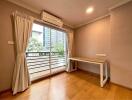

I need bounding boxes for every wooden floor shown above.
[0,70,132,100]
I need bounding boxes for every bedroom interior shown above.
[0,0,132,100]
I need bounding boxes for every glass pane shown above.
[51,29,66,74]
[26,23,50,81]
[26,23,67,81]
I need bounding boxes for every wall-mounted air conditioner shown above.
[41,11,63,27]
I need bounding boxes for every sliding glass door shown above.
[50,29,66,74]
[26,23,67,81]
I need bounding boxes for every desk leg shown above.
[100,62,108,87]
[100,63,104,87]
[75,61,78,69]
[67,59,71,72]
[105,62,108,81]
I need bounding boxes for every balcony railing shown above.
[26,52,66,80]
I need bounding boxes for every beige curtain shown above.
[12,12,33,95]
[66,30,74,72]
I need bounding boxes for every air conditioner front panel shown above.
[41,11,63,27]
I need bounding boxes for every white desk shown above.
[69,57,108,87]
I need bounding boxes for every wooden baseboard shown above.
[0,89,12,95]
[1,70,131,95]
[111,82,132,90]
[77,69,132,90]
[0,71,66,94]
[77,68,110,81]
[78,68,100,76]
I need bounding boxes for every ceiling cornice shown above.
[7,0,132,29]
[74,14,110,29]
[7,0,74,29]
[7,0,40,14]
[74,0,131,28]
[109,0,131,11]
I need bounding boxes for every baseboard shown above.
[77,68,111,81]
[77,68,100,77]
[110,82,132,91]
[0,89,12,95]
[78,68,132,90]
[0,71,66,94]
[78,68,99,76]
[2,70,131,95]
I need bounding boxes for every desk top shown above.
[69,57,106,64]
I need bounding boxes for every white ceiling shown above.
[8,0,131,28]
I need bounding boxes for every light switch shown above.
[8,41,14,45]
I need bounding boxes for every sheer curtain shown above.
[66,30,74,72]
[12,12,34,95]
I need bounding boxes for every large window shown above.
[26,23,67,81]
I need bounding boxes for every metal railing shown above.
[26,52,66,75]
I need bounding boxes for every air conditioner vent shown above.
[41,11,63,27]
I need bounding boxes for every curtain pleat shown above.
[66,30,74,72]
[12,12,33,95]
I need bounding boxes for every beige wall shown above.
[75,16,110,74]
[0,0,73,92]
[75,2,132,88]
[0,0,132,92]
[110,2,132,88]
[0,0,39,92]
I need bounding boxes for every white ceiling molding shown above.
[7,0,40,14]
[74,14,110,29]
[109,0,131,11]
[7,0,74,28]
[64,22,74,29]
[75,0,131,29]
[7,0,132,29]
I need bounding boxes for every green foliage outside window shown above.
[27,38,65,56]
[27,38,44,52]
[53,43,64,56]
